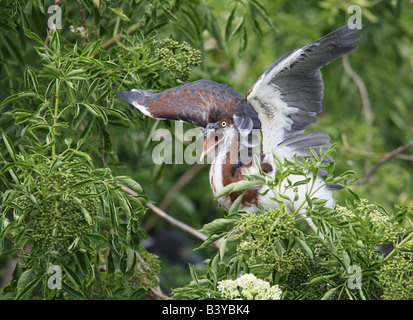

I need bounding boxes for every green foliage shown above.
[170,149,412,300]
[0,24,168,296]
[379,255,413,300]
[0,150,157,299]
[0,0,412,300]
[0,0,195,299]
[155,39,202,82]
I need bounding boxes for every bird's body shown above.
[116,25,362,216]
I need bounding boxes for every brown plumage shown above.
[116,25,362,215]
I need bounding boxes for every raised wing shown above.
[117,80,215,127]
[246,25,362,161]
[116,79,260,130]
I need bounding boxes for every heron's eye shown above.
[221,121,227,128]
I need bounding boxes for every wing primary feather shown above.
[245,25,362,162]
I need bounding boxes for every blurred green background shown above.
[1,0,412,293]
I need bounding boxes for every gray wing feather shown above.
[246,25,362,161]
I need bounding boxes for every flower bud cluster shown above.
[12,159,99,254]
[155,38,201,81]
[235,209,298,272]
[379,253,413,300]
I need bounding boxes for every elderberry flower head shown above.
[217,273,282,300]
[155,38,201,81]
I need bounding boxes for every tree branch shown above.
[356,140,413,184]
[145,202,209,244]
[342,55,373,126]
[118,183,218,248]
[76,0,90,44]
[143,164,207,232]
[94,22,141,58]
[342,55,373,174]
[342,134,413,162]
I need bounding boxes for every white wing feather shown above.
[246,25,362,162]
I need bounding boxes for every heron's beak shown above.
[200,127,225,159]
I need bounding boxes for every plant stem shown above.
[52,78,61,158]
[383,231,413,263]
[145,59,165,69]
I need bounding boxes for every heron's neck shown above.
[210,131,252,190]
[209,133,265,212]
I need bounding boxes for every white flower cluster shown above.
[69,25,88,38]
[217,274,282,300]
[336,204,355,218]
[337,199,390,227]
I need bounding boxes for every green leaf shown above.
[306,272,339,285]
[81,206,93,225]
[61,282,86,300]
[346,188,361,201]
[81,39,102,57]
[24,28,44,44]
[343,250,351,270]
[108,196,119,234]
[229,192,244,214]
[72,196,94,225]
[16,269,35,294]
[195,233,223,251]
[161,6,178,22]
[239,26,248,53]
[107,250,115,274]
[24,68,39,93]
[188,263,199,284]
[225,5,237,41]
[249,0,276,30]
[1,132,16,161]
[49,29,62,53]
[84,233,108,245]
[293,178,311,187]
[74,251,90,276]
[43,65,63,78]
[0,92,38,106]
[214,180,261,199]
[77,118,95,148]
[118,194,133,220]
[70,179,96,190]
[105,108,129,121]
[81,103,108,124]
[85,78,101,100]
[219,236,229,262]
[115,176,143,194]
[295,236,314,259]
[15,271,44,300]
[110,8,130,21]
[321,287,338,300]
[65,68,87,80]
[305,193,312,207]
[199,218,235,235]
[49,156,64,172]
[0,220,18,239]
[126,248,137,274]
[61,263,83,290]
